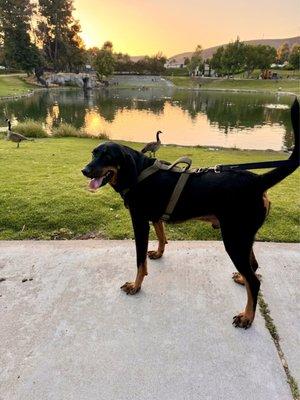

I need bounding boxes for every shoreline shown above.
[0,132,288,154]
[172,86,298,96]
[0,75,299,100]
[0,86,297,101]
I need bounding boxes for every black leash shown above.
[213,159,291,173]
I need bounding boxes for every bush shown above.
[96,131,110,140]
[164,67,189,76]
[52,123,85,137]
[14,119,48,138]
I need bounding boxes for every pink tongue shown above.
[89,177,104,190]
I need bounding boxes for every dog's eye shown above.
[104,154,112,162]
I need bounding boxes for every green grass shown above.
[0,75,35,97]
[14,120,48,138]
[0,137,299,241]
[248,69,300,79]
[166,76,300,94]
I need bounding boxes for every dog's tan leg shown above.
[233,277,256,328]
[121,261,148,295]
[148,221,168,259]
[121,212,149,294]
[232,249,261,285]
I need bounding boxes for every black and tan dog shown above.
[82,99,299,329]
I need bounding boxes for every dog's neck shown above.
[113,149,156,197]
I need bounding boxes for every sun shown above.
[80,32,96,49]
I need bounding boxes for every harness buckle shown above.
[213,165,221,174]
[161,213,170,222]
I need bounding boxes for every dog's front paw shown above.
[120,282,141,295]
[232,312,254,329]
[148,250,163,259]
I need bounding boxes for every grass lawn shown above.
[0,75,35,97]
[166,76,300,94]
[0,137,299,242]
[247,69,300,79]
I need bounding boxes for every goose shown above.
[6,119,33,148]
[141,130,163,157]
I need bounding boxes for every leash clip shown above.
[214,165,221,173]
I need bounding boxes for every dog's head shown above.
[82,142,140,193]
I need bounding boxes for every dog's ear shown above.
[115,147,138,192]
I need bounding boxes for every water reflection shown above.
[0,88,294,150]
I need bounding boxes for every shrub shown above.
[164,67,189,76]
[52,123,85,137]
[14,119,48,138]
[96,131,110,140]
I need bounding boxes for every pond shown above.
[0,88,295,150]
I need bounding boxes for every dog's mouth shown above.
[89,171,114,190]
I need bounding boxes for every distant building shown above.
[203,63,215,77]
[164,58,184,69]
[270,61,289,68]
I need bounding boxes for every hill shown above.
[168,36,300,63]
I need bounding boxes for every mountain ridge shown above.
[129,36,300,62]
[168,36,300,63]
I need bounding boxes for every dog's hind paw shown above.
[232,312,254,329]
[232,272,245,285]
[232,272,262,285]
[148,250,163,260]
[120,282,141,295]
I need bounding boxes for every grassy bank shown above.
[0,75,35,98]
[0,137,299,241]
[166,76,300,94]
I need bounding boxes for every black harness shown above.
[122,156,292,221]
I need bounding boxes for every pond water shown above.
[0,88,295,150]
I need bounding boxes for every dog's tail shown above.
[259,98,299,191]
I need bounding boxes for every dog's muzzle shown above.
[81,166,92,178]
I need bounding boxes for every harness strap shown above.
[137,160,161,183]
[161,172,190,222]
[121,157,192,220]
[214,159,291,172]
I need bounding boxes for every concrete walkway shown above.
[0,241,299,400]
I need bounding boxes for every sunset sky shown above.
[73,0,299,57]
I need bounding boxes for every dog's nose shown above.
[81,167,90,177]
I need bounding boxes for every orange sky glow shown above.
[73,0,299,57]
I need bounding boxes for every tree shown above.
[37,0,85,71]
[186,45,203,74]
[277,42,290,63]
[126,53,166,74]
[210,46,225,75]
[0,0,42,72]
[93,41,115,79]
[289,44,300,70]
[244,45,259,77]
[254,45,276,73]
[114,52,133,72]
[221,38,246,76]
[183,57,190,66]
[147,52,166,74]
[244,44,276,77]
[210,39,246,76]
